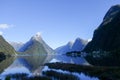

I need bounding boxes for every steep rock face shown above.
[84,5,120,52]
[19,33,54,54]
[84,5,120,66]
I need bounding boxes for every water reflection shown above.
[5,54,54,75]
[0,57,15,74]
[0,54,88,76]
[54,55,89,65]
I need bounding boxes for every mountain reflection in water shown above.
[0,54,88,76]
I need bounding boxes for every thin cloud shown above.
[0,24,14,29]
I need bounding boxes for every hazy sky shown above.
[0,0,120,49]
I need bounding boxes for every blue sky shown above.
[0,0,120,49]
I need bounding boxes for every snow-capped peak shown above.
[36,32,41,37]
[31,32,42,41]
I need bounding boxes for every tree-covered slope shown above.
[83,5,120,66]
[0,35,16,62]
[19,40,48,54]
[84,5,120,52]
[0,35,16,55]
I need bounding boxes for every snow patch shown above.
[32,32,42,41]
[36,32,41,36]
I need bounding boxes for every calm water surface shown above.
[0,54,89,77]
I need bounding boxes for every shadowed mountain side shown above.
[0,36,17,62]
[83,5,120,66]
[0,36,16,55]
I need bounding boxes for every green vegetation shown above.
[83,5,120,66]
[5,73,51,80]
[0,52,6,62]
[84,10,120,52]
[43,70,79,80]
[0,36,16,55]
[85,49,120,66]
[20,40,48,55]
[0,35,16,62]
[45,62,120,80]
[0,57,15,74]
[5,76,11,80]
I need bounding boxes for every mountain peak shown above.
[19,32,54,54]
[75,38,84,43]
[67,41,74,48]
[31,32,42,41]
[67,41,73,45]
[111,4,120,8]
[35,32,41,37]
[102,4,120,25]
[75,37,81,40]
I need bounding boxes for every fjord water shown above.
[0,54,53,76]
[0,54,88,76]
[0,57,15,74]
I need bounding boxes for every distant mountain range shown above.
[84,5,120,66]
[55,38,88,54]
[18,33,54,55]
[9,42,24,51]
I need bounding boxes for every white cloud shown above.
[0,24,14,29]
[0,31,3,35]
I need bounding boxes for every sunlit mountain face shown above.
[19,33,54,55]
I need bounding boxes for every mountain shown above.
[9,42,24,51]
[55,41,73,54]
[83,5,120,66]
[19,32,54,55]
[0,35,16,61]
[71,38,88,51]
[55,38,88,54]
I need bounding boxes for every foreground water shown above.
[0,54,99,80]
